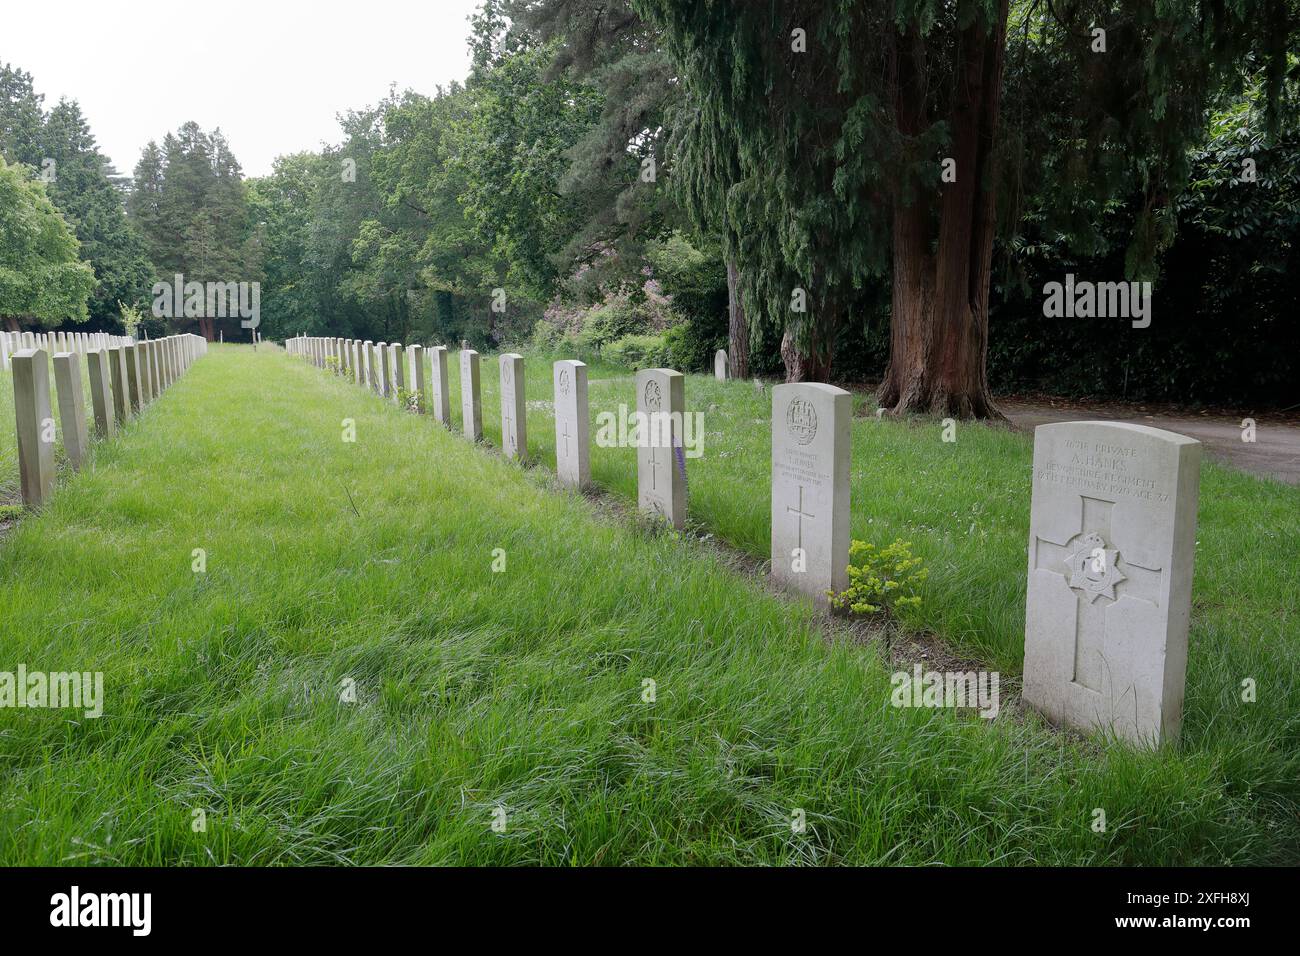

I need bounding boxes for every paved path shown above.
[1001,400,1300,485]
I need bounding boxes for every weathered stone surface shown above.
[553,360,589,488]
[388,343,404,404]
[53,352,89,469]
[430,346,451,425]
[634,368,686,529]
[108,346,130,423]
[1023,420,1202,747]
[12,349,56,507]
[499,353,526,460]
[87,348,116,438]
[407,345,426,412]
[715,349,728,381]
[770,383,852,605]
[138,342,154,403]
[124,344,143,410]
[460,349,482,440]
[377,340,390,395]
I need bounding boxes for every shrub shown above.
[604,333,668,370]
[529,319,560,351]
[828,539,928,618]
[582,300,652,351]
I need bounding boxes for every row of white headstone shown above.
[289,335,1202,748]
[1,329,132,371]
[288,336,591,487]
[9,334,208,508]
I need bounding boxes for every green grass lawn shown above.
[0,345,1295,865]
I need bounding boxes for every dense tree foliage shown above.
[631,0,1299,416]
[9,3,1292,405]
[0,60,154,331]
[128,122,260,339]
[0,154,96,329]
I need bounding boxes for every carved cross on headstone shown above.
[560,419,573,458]
[502,394,516,454]
[1033,494,1163,692]
[786,485,815,554]
[647,441,660,490]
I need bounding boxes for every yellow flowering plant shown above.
[828,538,928,618]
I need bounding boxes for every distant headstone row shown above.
[289,336,582,478]
[1,330,131,371]
[9,334,208,509]
[288,335,1202,748]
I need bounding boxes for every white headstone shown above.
[1023,421,1202,746]
[714,349,728,381]
[407,344,426,412]
[53,352,89,470]
[553,360,589,489]
[375,342,389,395]
[634,368,686,529]
[499,353,526,460]
[109,345,130,421]
[12,349,56,507]
[124,343,143,410]
[430,346,451,425]
[770,383,851,604]
[87,348,115,438]
[388,343,404,404]
[460,349,482,440]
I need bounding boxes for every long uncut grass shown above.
[0,345,1294,865]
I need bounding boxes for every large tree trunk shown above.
[725,256,749,379]
[198,317,214,341]
[780,328,833,382]
[877,2,1008,420]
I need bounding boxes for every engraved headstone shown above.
[407,344,426,412]
[108,346,130,422]
[1023,421,1201,746]
[87,348,115,438]
[12,349,56,507]
[714,349,728,381]
[770,383,851,604]
[388,343,404,404]
[125,343,143,410]
[634,368,686,529]
[53,352,89,469]
[499,353,526,460]
[553,360,589,488]
[430,346,451,425]
[460,349,482,440]
[375,342,388,395]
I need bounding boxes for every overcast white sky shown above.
[4,0,483,178]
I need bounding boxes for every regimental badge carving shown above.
[1064,531,1126,603]
[558,369,570,396]
[643,380,662,412]
[786,398,818,446]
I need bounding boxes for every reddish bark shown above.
[726,257,749,380]
[876,1,1008,420]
